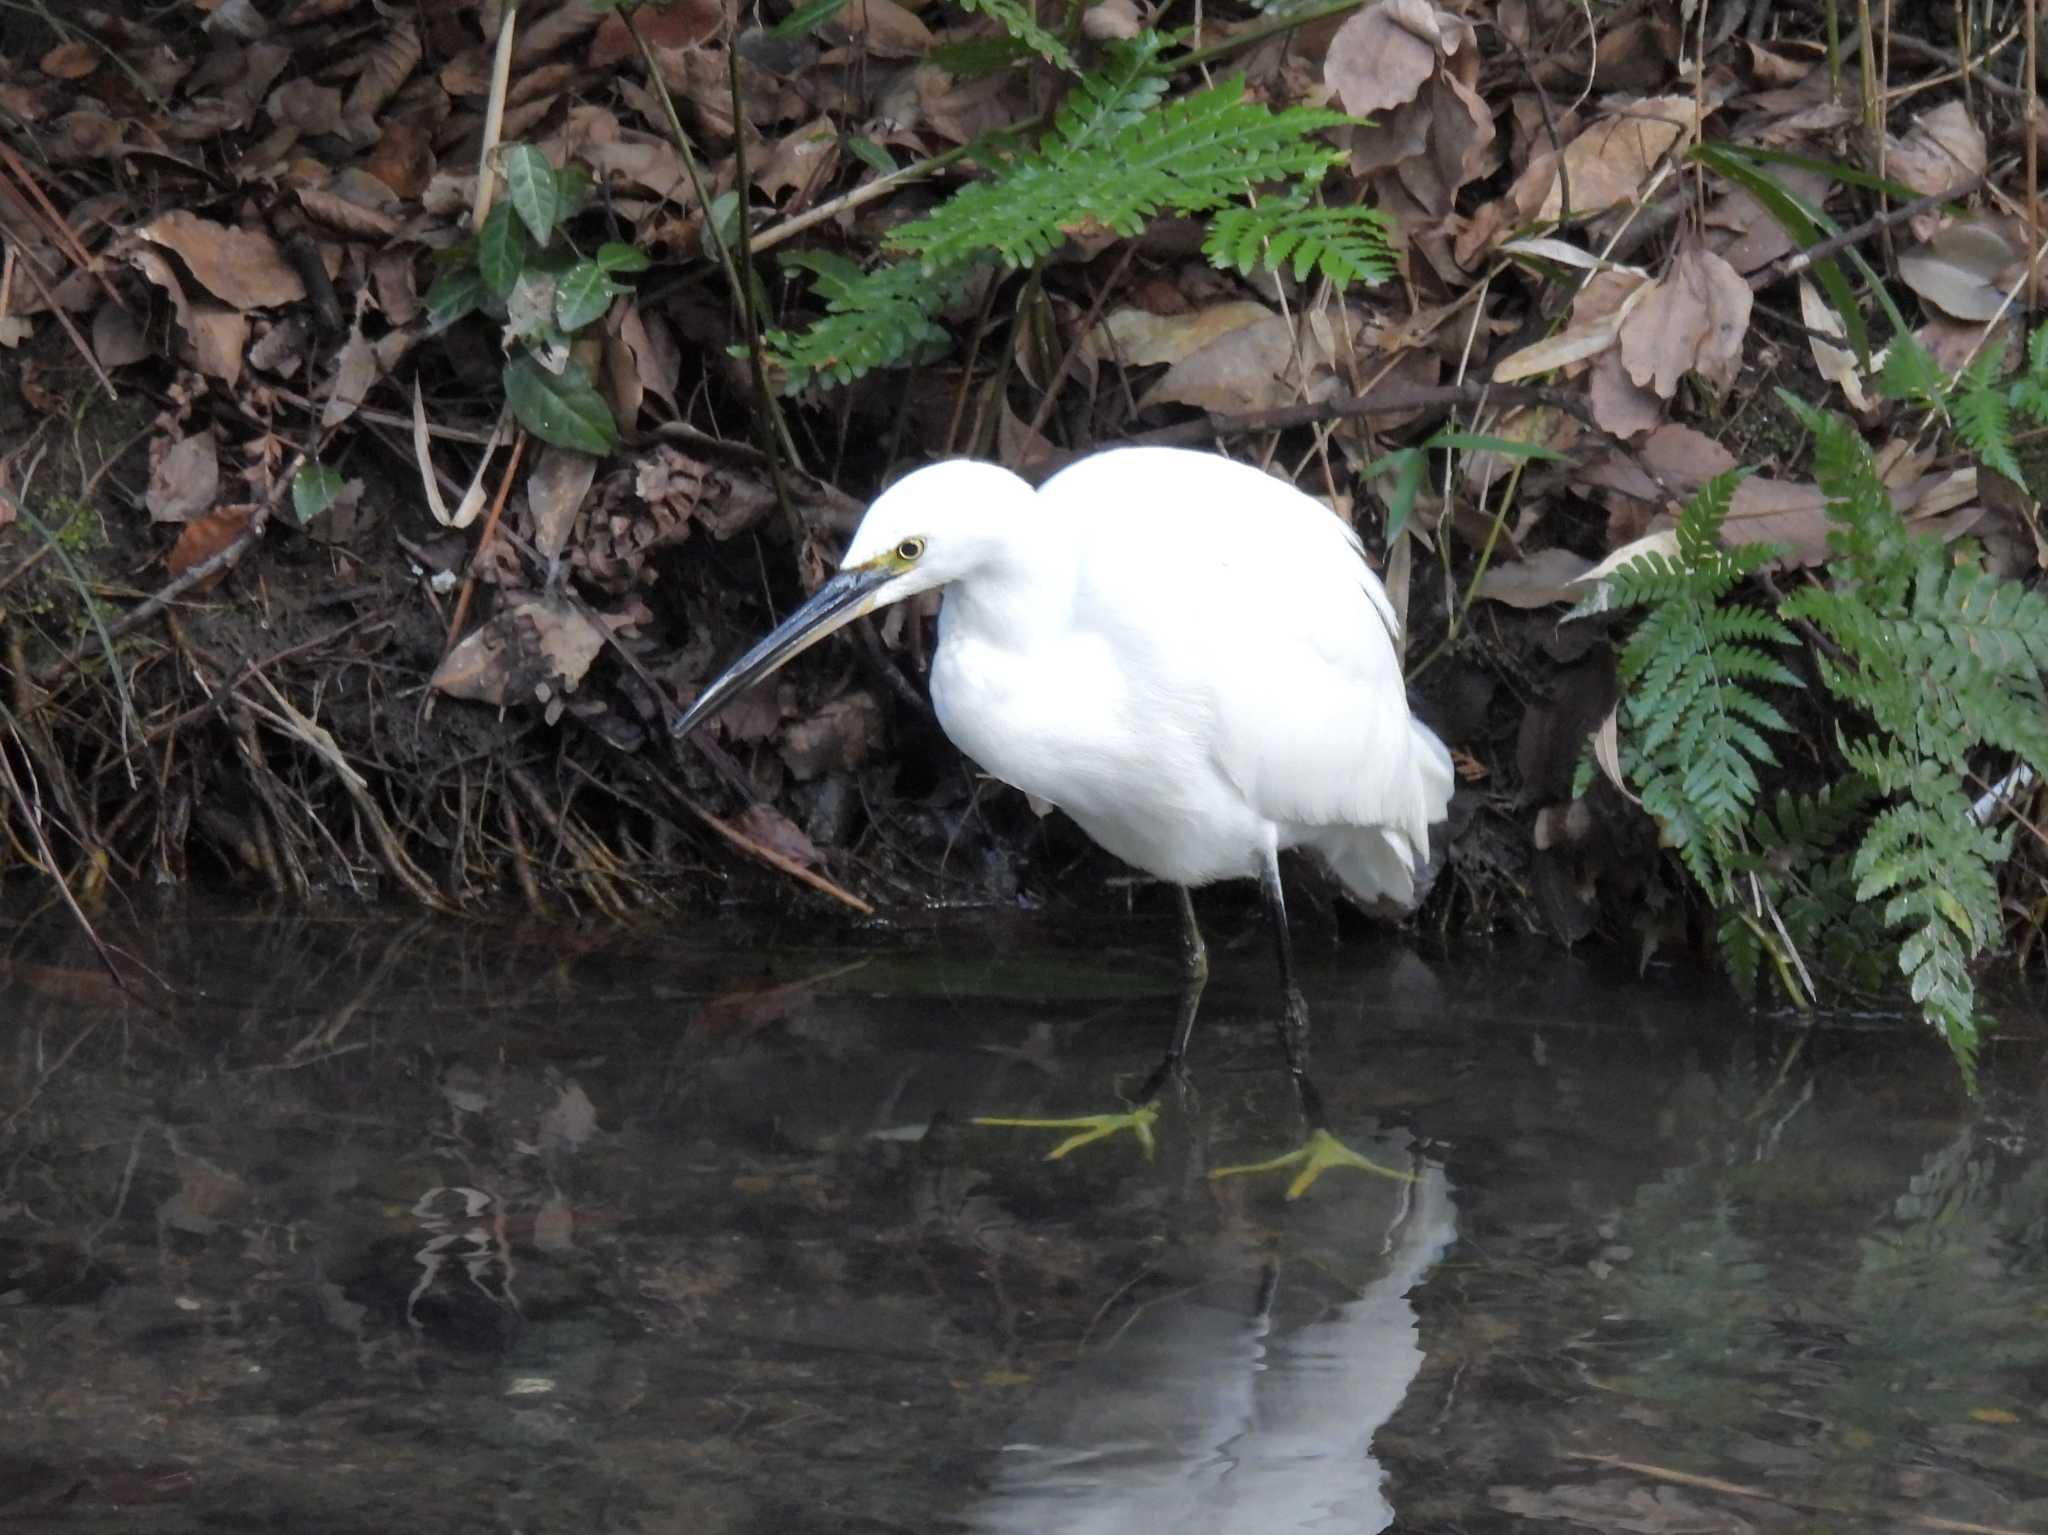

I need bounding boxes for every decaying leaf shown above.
[528,445,599,563]
[138,210,305,311]
[1335,0,1494,218]
[1888,99,1986,201]
[129,245,247,383]
[1799,276,1869,409]
[147,432,219,523]
[431,594,607,708]
[1617,243,1751,397]
[166,502,255,584]
[1088,301,1273,370]
[1518,95,1696,223]
[1898,219,2013,322]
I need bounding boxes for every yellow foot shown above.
[973,1102,1161,1161]
[1209,1128,1417,1200]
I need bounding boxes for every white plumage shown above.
[838,447,1453,905]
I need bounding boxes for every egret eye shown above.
[896,537,926,562]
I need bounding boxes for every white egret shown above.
[672,446,1454,1194]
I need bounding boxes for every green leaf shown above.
[1203,197,1395,288]
[556,259,622,331]
[291,462,345,525]
[501,143,561,245]
[424,266,483,331]
[503,355,618,454]
[771,0,848,38]
[595,242,650,274]
[477,202,529,299]
[848,136,896,175]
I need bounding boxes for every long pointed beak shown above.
[671,563,899,738]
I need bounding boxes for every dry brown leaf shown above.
[528,446,599,563]
[1743,41,1813,85]
[1898,220,2012,322]
[91,299,149,369]
[755,117,839,204]
[40,41,100,79]
[321,325,379,429]
[147,433,220,523]
[1140,312,1332,414]
[1522,95,1695,223]
[267,77,345,136]
[735,804,822,867]
[590,0,725,62]
[579,136,691,199]
[1325,0,1444,117]
[618,304,681,405]
[1082,0,1142,40]
[431,595,605,708]
[138,210,305,311]
[166,502,254,584]
[130,245,248,383]
[1089,301,1272,369]
[1492,275,1646,381]
[296,184,402,238]
[1617,243,1750,397]
[1587,350,1662,437]
[1473,546,1596,607]
[1799,276,1869,410]
[365,119,434,198]
[824,0,932,54]
[342,19,422,143]
[515,0,604,65]
[779,693,882,780]
[1887,99,1985,200]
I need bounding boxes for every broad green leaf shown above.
[847,137,896,175]
[707,190,743,255]
[501,144,561,245]
[424,266,483,331]
[477,202,529,299]
[555,260,622,331]
[291,462,345,525]
[503,355,618,454]
[595,242,650,274]
[771,0,848,38]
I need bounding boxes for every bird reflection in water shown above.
[965,1135,1456,1534]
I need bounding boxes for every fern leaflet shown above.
[1203,195,1395,286]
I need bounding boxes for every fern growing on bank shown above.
[1580,471,1799,901]
[761,31,1395,389]
[1597,387,2048,1081]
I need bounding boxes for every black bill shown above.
[670,562,898,738]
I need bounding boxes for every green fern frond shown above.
[957,0,1077,70]
[1603,470,1799,902]
[1876,331,1947,415]
[761,251,969,389]
[1202,195,1396,286]
[1954,345,2024,486]
[890,80,1349,271]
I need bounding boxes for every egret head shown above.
[670,460,1031,739]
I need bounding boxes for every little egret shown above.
[671,446,1454,1194]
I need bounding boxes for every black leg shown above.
[1135,885,1208,1102]
[1258,847,1328,1133]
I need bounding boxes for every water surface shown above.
[2,905,2044,1533]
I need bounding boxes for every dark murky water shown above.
[3,904,2045,1533]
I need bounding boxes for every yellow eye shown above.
[896,537,926,562]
